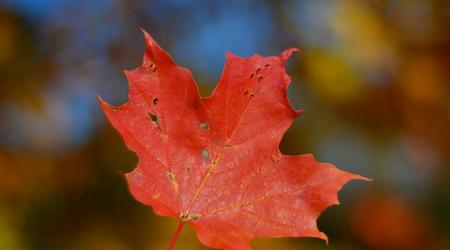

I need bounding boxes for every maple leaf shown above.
[99,30,368,250]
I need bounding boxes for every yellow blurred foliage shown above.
[304,50,365,103]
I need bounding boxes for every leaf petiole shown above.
[167,221,185,250]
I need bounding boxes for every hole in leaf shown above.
[152,97,159,105]
[201,149,209,159]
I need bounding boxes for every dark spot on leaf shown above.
[167,171,179,192]
[199,122,209,130]
[258,76,263,82]
[168,172,174,181]
[256,68,261,74]
[250,73,254,79]
[265,64,270,68]
[243,89,249,95]
[250,94,255,99]
[153,97,159,105]
[271,153,281,163]
[148,112,159,126]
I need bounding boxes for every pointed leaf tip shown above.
[320,232,329,245]
[225,50,238,60]
[118,169,126,178]
[97,95,116,113]
[97,95,106,106]
[294,109,304,117]
[140,28,154,47]
[280,48,300,62]
[139,29,174,65]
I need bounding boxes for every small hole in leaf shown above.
[153,97,159,105]
[201,149,209,159]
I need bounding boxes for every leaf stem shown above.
[167,221,185,250]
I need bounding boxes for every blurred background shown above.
[0,0,449,249]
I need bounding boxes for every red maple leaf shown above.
[99,30,368,250]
